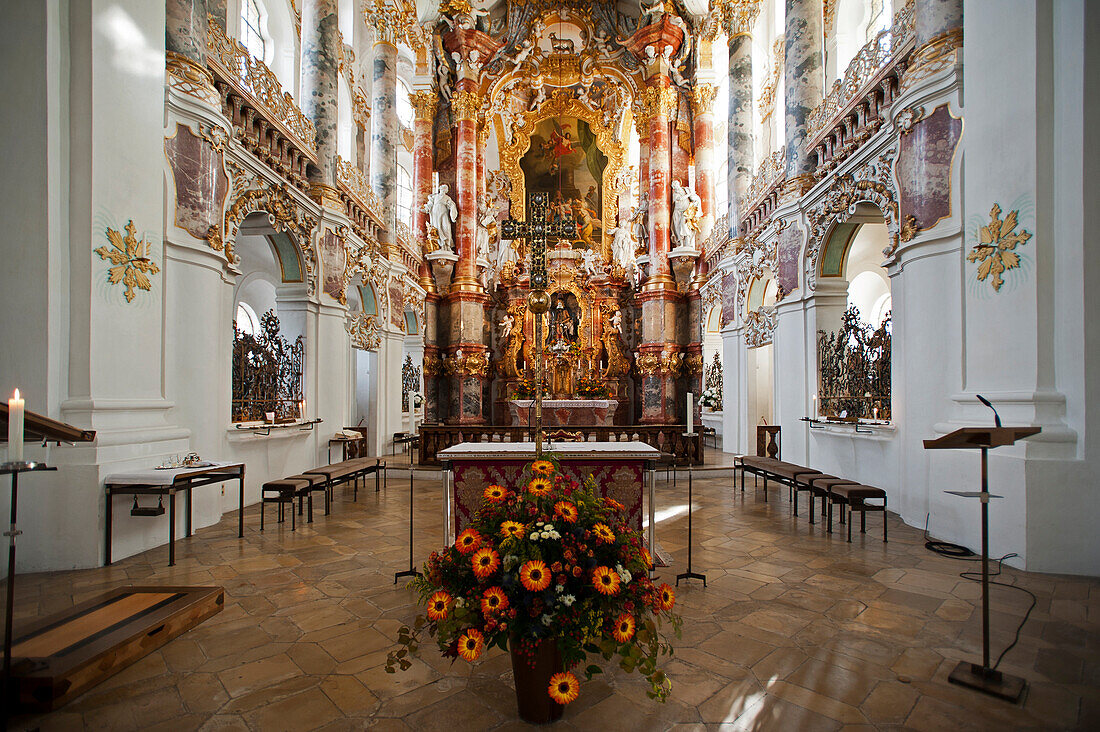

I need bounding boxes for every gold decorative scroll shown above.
[497,91,626,256]
[967,204,1032,292]
[96,220,160,303]
[757,37,784,119]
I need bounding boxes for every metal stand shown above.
[945,446,1026,702]
[3,461,55,726]
[675,467,706,588]
[394,468,421,584]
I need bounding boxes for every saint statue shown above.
[609,219,635,270]
[424,184,458,252]
[671,181,702,249]
[631,191,649,253]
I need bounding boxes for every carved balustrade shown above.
[737,148,786,239]
[206,19,318,190]
[418,425,703,466]
[335,156,385,241]
[806,1,915,176]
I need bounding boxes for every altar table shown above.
[436,442,660,552]
[508,399,619,427]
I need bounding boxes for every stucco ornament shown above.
[967,204,1033,292]
[96,221,160,303]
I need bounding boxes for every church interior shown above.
[1,0,1098,728]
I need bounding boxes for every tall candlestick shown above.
[687,392,694,434]
[8,388,24,463]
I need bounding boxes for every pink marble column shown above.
[411,90,436,291]
[693,84,718,251]
[646,84,675,290]
[451,86,480,292]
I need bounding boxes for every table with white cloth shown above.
[436,442,660,553]
[104,462,245,566]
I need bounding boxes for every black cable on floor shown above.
[922,516,1038,671]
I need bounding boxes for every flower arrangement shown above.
[575,373,611,399]
[699,386,722,410]
[386,457,681,709]
[513,374,547,399]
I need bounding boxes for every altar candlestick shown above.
[687,392,694,434]
[812,393,817,418]
[8,388,24,463]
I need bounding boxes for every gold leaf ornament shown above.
[95,220,160,302]
[966,204,1032,292]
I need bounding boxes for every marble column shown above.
[300,0,341,186]
[451,86,481,292]
[476,117,488,203]
[207,0,227,31]
[166,0,209,64]
[692,83,718,249]
[370,37,398,239]
[354,19,373,175]
[411,90,437,291]
[727,32,754,236]
[783,0,824,184]
[914,0,964,52]
[645,84,676,289]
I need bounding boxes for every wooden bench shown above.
[828,483,888,542]
[740,457,821,504]
[260,477,312,531]
[793,473,858,524]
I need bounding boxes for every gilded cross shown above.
[500,192,576,456]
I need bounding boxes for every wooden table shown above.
[104,462,245,566]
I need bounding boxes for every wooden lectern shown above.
[923,425,1040,703]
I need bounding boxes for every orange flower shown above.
[520,560,552,592]
[612,613,636,643]
[531,459,555,476]
[481,586,509,615]
[592,523,616,544]
[640,547,653,569]
[658,583,676,611]
[605,497,626,512]
[500,520,526,539]
[426,591,452,621]
[547,671,579,704]
[458,628,484,661]
[484,484,508,502]
[456,528,482,554]
[554,501,578,523]
[471,547,501,579]
[527,476,553,497]
[592,566,621,596]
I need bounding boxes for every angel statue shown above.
[424,184,458,252]
[630,191,649,253]
[499,312,515,341]
[671,181,702,249]
[580,247,603,279]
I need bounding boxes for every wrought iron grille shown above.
[232,310,304,423]
[401,354,421,411]
[817,306,891,420]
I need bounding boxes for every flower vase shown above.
[510,638,564,724]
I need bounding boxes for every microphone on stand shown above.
[975,394,1001,428]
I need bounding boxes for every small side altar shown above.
[437,441,659,550]
[508,399,618,427]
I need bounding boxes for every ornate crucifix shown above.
[500,191,576,457]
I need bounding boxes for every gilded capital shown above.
[714,0,762,39]
[691,84,718,116]
[643,86,678,121]
[452,89,482,123]
[411,90,438,121]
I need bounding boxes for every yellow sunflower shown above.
[455,528,482,554]
[554,501,578,523]
[426,590,452,621]
[592,523,616,544]
[527,476,553,497]
[500,520,526,539]
[612,613,636,643]
[531,459,555,476]
[592,566,621,596]
[484,484,508,503]
[471,547,501,580]
[658,583,676,611]
[520,559,552,592]
[481,586,509,615]
[457,628,484,662]
[547,671,580,704]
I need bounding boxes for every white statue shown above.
[500,313,514,341]
[610,309,622,334]
[475,198,494,262]
[424,184,458,252]
[580,248,603,279]
[529,81,548,111]
[631,191,649,252]
[496,236,519,272]
[671,181,702,249]
[609,223,635,269]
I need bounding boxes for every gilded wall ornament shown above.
[96,221,160,303]
[165,50,220,105]
[757,37,784,119]
[967,204,1032,292]
[744,307,776,348]
[444,350,491,378]
[347,312,381,350]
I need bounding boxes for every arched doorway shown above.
[745,272,778,438]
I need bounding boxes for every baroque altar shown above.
[508,399,619,427]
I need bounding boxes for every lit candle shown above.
[812,393,817,418]
[873,407,879,420]
[687,392,694,434]
[8,388,25,463]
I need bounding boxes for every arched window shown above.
[241,0,267,61]
[397,166,413,227]
[236,301,260,336]
[396,79,413,129]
